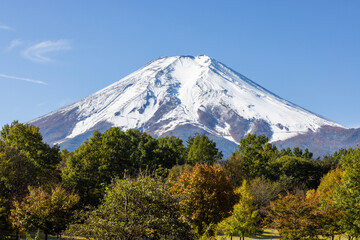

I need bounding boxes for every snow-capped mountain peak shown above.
[30,55,343,155]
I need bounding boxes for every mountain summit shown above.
[30,55,351,156]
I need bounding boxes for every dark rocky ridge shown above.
[274,126,360,157]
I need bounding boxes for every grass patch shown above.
[14,231,86,240]
[217,230,347,240]
[12,229,343,240]
[217,229,280,240]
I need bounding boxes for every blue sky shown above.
[1,0,359,128]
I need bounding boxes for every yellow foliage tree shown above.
[217,180,262,240]
[170,164,238,237]
[317,168,343,205]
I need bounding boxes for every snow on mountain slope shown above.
[29,55,343,152]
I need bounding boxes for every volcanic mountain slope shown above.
[30,55,353,157]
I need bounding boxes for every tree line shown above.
[0,120,359,239]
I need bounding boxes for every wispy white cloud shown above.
[21,39,71,63]
[37,102,47,107]
[0,24,14,31]
[0,73,48,85]
[7,39,23,51]
[58,98,74,108]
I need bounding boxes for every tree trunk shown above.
[45,232,48,240]
[124,190,128,224]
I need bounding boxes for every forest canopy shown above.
[0,121,358,239]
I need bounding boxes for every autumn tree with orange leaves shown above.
[10,186,79,240]
[266,190,343,240]
[170,164,238,238]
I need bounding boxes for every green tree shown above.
[225,134,277,183]
[224,154,245,187]
[57,149,72,172]
[0,121,61,185]
[186,134,222,165]
[154,136,186,168]
[68,176,193,240]
[217,180,262,240]
[302,148,313,159]
[62,130,105,206]
[334,147,360,238]
[293,147,303,158]
[170,164,238,237]
[62,128,174,206]
[279,147,313,159]
[0,141,36,201]
[10,185,79,240]
[321,148,351,170]
[0,197,8,231]
[279,147,293,157]
[0,141,36,230]
[269,156,322,190]
[124,129,159,173]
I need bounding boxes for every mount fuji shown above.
[29,55,359,157]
